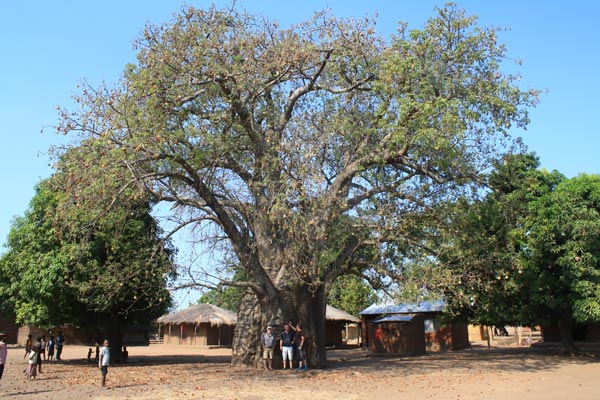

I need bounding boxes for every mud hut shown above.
[360,300,469,353]
[325,305,361,347]
[157,304,237,346]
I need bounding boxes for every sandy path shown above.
[1,343,599,399]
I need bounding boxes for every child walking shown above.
[99,340,110,387]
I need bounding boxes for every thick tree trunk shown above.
[105,321,124,364]
[558,313,580,356]
[231,285,328,368]
[231,291,263,367]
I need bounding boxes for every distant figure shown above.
[121,346,128,362]
[47,336,55,361]
[40,335,47,361]
[25,344,38,380]
[0,332,8,382]
[55,331,65,360]
[494,326,509,337]
[24,334,33,359]
[95,345,100,364]
[99,340,110,387]
[34,337,44,373]
[87,348,93,363]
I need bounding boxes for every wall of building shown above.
[0,317,19,344]
[368,316,426,355]
[162,323,234,346]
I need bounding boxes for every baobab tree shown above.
[53,4,537,367]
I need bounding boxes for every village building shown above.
[540,322,600,343]
[156,303,360,348]
[0,317,18,344]
[359,300,470,355]
[325,305,361,347]
[157,303,237,346]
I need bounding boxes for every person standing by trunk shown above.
[280,324,294,370]
[99,340,110,387]
[294,324,308,371]
[261,326,275,370]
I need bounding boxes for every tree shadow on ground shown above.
[325,345,600,375]
[223,344,600,384]
[58,354,232,367]
[54,344,600,382]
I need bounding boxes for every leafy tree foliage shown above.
[0,178,176,355]
[51,4,537,367]
[426,154,563,323]
[517,174,600,353]
[197,270,248,313]
[422,154,600,353]
[328,275,377,317]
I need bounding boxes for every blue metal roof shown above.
[359,300,446,315]
[373,315,415,323]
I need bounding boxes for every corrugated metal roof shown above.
[359,300,446,315]
[373,315,415,323]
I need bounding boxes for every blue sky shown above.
[1,1,599,306]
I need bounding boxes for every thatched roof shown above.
[157,303,237,326]
[326,305,360,323]
[158,303,358,326]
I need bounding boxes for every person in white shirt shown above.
[99,340,110,387]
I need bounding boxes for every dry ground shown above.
[1,342,599,399]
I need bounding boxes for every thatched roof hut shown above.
[324,305,361,347]
[326,305,360,323]
[157,303,237,326]
[157,304,237,346]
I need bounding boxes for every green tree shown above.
[52,4,537,367]
[421,154,600,355]
[517,174,600,354]
[427,154,563,324]
[328,275,377,317]
[0,178,176,359]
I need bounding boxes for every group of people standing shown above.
[23,332,65,380]
[261,322,308,371]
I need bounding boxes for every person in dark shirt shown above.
[55,332,65,360]
[293,323,308,371]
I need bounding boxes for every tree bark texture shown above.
[232,286,328,368]
[558,313,579,356]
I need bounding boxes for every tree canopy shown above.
[51,3,537,367]
[0,178,176,340]
[422,154,564,324]
[516,174,600,352]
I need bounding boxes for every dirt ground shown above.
[1,342,599,399]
